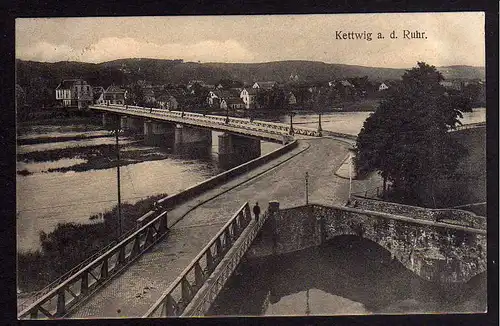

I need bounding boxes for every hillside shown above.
[16,59,485,89]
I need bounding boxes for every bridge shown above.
[17,107,486,319]
[90,104,335,168]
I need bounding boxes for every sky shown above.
[15,13,485,69]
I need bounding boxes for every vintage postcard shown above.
[15,13,487,319]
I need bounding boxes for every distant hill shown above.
[16,59,485,89]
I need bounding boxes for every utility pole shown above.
[305,172,309,205]
[348,152,353,202]
[305,288,310,315]
[114,122,122,238]
[317,112,322,136]
[289,111,295,135]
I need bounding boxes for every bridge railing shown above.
[93,104,324,138]
[454,121,486,131]
[144,202,253,317]
[18,211,169,319]
[17,216,148,312]
[182,208,270,316]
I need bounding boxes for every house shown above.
[207,90,239,108]
[240,88,259,109]
[285,91,297,106]
[220,97,246,110]
[143,87,156,104]
[340,80,354,88]
[157,94,178,110]
[103,85,127,105]
[92,87,105,105]
[252,81,277,90]
[289,74,299,82]
[378,82,389,91]
[187,80,206,89]
[55,79,94,109]
[439,80,462,90]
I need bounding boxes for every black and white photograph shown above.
[15,13,488,319]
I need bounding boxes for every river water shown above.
[16,108,485,253]
[16,128,281,252]
[272,107,486,135]
[209,236,487,315]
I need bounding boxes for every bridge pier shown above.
[120,116,143,134]
[143,120,175,147]
[102,113,120,130]
[218,133,261,169]
[174,124,212,156]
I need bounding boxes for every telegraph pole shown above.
[317,112,322,136]
[114,121,122,238]
[348,152,353,202]
[305,172,309,205]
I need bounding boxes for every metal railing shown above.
[144,202,253,317]
[453,121,486,131]
[182,209,269,316]
[18,210,169,319]
[17,225,138,312]
[91,104,324,139]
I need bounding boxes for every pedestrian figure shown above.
[253,202,261,222]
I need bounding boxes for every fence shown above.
[453,122,486,131]
[91,104,325,138]
[17,220,140,312]
[18,211,169,319]
[182,209,270,316]
[144,202,254,317]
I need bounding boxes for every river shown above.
[16,127,281,252]
[16,108,485,253]
[208,236,487,315]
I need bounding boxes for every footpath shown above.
[68,137,381,318]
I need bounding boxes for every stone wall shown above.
[248,202,487,283]
[351,197,486,229]
[272,206,321,255]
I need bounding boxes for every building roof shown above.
[224,97,245,105]
[242,88,259,95]
[156,94,174,102]
[253,81,277,89]
[213,90,239,99]
[105,85,126,93]
[56,79,88,90]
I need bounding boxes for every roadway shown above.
[68,136,382,318]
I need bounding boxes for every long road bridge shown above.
[17,107,486,319]
[90,103,342,169]
[91,104,323,142]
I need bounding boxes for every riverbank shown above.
[17,194,167,293]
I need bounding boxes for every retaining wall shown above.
[135,140,298,226]
[351,196,486,229]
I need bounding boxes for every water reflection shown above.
[208,236,486,316]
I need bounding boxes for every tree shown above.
[355,62,471,205]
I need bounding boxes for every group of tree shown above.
[355,62,473,206]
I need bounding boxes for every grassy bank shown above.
[17,194,167,293]
[17,140,171,174]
